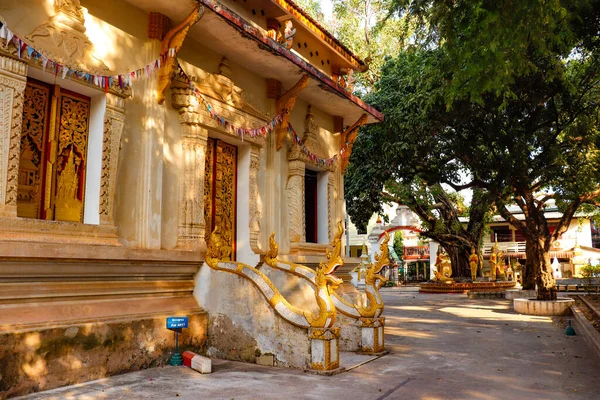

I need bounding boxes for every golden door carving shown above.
[204,139,237,260]
[17,79,90,222]
[17,80,51,219]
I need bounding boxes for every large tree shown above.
[353,0,600,299]
[345,51,495,278]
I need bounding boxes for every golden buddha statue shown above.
[469,247,479,282]
[434,248,453,282]
[489,242,498,281]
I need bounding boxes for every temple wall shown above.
[0,0,366,393]
[0,313,207,398]
[194,266,310,369]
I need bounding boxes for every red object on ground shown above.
[182,351,197,367]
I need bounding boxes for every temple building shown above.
[483,202,600,278]
[0,0,383,396]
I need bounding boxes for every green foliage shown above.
[344,49,494,275]
[347,0,600,287]
[393,231,404,264]
[292,0,325,22]
[581,265,600,292]
[329,0,415,93]
[383,0,600,104]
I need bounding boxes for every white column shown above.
[287,160,305,244]
[0,55,27,217]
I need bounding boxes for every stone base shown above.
[513,298,575,316]
[0,310,207,398]
[359,317,385,353]
[505,289,537,300]
[309,327,340,371]
[419,281,516,293]
[467,291,505,299]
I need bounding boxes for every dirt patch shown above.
[206,314,258,363]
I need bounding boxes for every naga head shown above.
[316,261,343,294]
[322,220,344,275]
[264,232,279,266]
[373,231,391,274]
[206,226,222,268]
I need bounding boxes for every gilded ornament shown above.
[275,75,310,150]
[205,227,338,329]
[157,4,205,104]
[339,114,368,171]
[25,0,109,75]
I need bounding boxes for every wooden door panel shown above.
[204,139,237,260]
[17,80,51,219]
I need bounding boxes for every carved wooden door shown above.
[204,139,237,260]
[17,78,90,222]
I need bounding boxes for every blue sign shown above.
[166,316,188,329]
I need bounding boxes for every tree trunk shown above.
[526,238,557,300]
[446,245,471,279]
[522,246,537,290]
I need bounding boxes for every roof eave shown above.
[198,0,383,122]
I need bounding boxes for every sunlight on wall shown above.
[43,0,54,15]
[22,357,47,378]
[83,12,112,62]
[24,332,41,349]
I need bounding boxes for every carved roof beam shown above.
[157,4,205,104]
[340,113,368,171]
[275,74,310,150]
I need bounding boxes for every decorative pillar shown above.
[0,55,27,218]
[328,172,335,243]
[136,41,165,249]
[171,83,209,251]
[249,144,262,253]
[359,317,386,354]
[178,124,209,250]
[309,327,341,372]
[287,160,305,244]
[99,92,126,226]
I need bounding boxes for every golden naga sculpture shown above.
[205,227,338,329]
[356,232,390,318]
[157,3,205,104]
[264,221,344,278]
[323,221,344,274]
[264,225,391,320]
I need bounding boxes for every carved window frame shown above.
[0,52,128,244]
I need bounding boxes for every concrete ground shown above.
[18,289,600,400]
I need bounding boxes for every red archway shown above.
[378,225,422,241]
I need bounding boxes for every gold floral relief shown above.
[17,81,51,219]
[215,141,236,261]
[204,138,215,242]
[204,139,237,261]
[57,94,90,156]
[53,91,90,222]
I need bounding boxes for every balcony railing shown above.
[483,241,526,255]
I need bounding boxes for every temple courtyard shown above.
[18,289,600,400]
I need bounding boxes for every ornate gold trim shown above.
[275,75,310,150]
[157,4,205,104]
[339,114,368,171]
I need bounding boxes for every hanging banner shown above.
[0,21,174,91]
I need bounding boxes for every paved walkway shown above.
[18,290,600,400]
